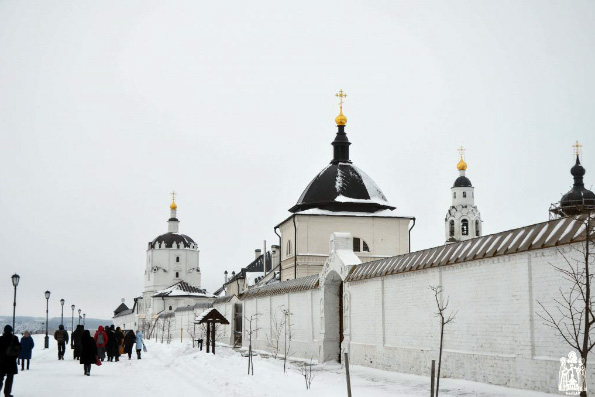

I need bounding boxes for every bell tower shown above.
[445,147,482,243]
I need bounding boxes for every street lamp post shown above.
[60,299,65,326]
[71,304,75,333]
[78,309,81,325]
[83,313,86,326]
[11,274,20,331]
[44,290,51,349]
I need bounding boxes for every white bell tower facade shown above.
[445,148,482,243]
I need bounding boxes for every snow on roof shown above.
[194,308,214,323]
[152,281,215,298]
[295,208,410,218]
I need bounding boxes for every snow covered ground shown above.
[12,335,558,396]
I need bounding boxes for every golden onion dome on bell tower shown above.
[456,146,467,170]
[170,191,177,210]
[335,89,347,126]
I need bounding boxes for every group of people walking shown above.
[71,325,145,375]
[0,323,146,396]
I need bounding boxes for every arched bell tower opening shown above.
[322,270,343,362]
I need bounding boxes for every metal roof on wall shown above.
[346,217,588,282]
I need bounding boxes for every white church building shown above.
[113,197,214,335]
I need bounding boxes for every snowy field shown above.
[12,335,558,397]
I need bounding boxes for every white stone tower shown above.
[144,193,201,295]
[445,147,482,243]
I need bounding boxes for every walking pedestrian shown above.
[135,330,144,360]
[80,330,97,376]
[106,325,116,362]
[124,330,135,360]
[114,327,124,362]
[18,331,34,371]
[94,326,108,362]
[0,325,21,396]
[54,325,69,360]
[72,325,84,360]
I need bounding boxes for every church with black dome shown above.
[274,90,414,281]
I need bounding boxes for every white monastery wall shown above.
[242,289,322,360]
[346,244,594,394]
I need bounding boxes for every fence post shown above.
[431,360,435,397]
[344,352,352,397]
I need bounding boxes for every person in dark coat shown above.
[54,324,69,360]
[124,330,135,360]
[114,327,124,362]
[0,325,21,396]
[80,330,98,376]
[18,331,34,370]
[71,325,84,360]
[106,325,117,362]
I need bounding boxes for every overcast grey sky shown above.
[1,0,594,320]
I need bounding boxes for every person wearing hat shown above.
[0,325,21,397]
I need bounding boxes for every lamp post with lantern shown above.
[60,299,65,326]
[78,309,81,325]
[71,304,75,334]
[44,290,51,348]
[11,274,20,330]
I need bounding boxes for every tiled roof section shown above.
[113,309,133,318]
[213,295,235,304]
[241,274,320,299]
[152,281,207,297]
[346,217,587,282]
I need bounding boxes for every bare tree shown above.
[430,285,457,397]
[538,213,594,397]
[265,306,286,359]
[296,357,316,390]
[282,308,293,373]
[245,313,260,376]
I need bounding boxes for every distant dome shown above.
[150,233,196,249]
[290,163,394,213]
[558,156,595,215]
[453,176,473,188]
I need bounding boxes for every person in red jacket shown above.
[93,326,108,362]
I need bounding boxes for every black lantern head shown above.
[11,273,20,287]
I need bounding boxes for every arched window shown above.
[463,192,467,198]
[286,240,292,256]
[362,240,370,252]
[175,271,179,278]
[169,306,172,311]
[453,192,456,199]
[475,220,480,237]
[449,220,455,237]
[461,219,469,236]
[176,256,180,263]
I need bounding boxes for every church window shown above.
[169,306,172,311]
[286,240,292,256]
[449,220,455,237]
[475,220,480,237]
[175,271,179,278]
[176,256,180,262]
[362,240,370,252]
[461,219,469,236]
[353,237,361,252]
[453,192,456,199]
[463,192,467,198]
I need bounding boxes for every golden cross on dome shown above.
[572,140,582,157]
[336,89,347,106]
[457,146,465,159]
[171,190,176,203]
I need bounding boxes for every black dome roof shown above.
[150,233,196,249]
[453,175,473,188]
[290,162,394,213]
[558,156,595,215]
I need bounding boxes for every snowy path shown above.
[13,335,558,396]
